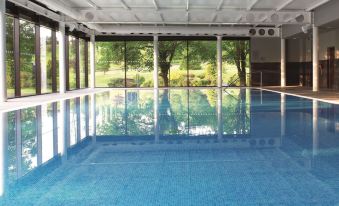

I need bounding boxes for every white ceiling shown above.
[8,0,334,35]
[56,0,329,25]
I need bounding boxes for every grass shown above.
[95,63,248,87]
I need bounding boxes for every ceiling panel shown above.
[284,0,321,10]
[89,0,123,8]
[123,0,154,8]
[220,0,253,9]
[157,0,187,9]
[253,0,284,10]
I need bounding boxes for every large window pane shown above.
[188,41,217,87]
[40,27,53,94]
[80,39,86,88]
[69,36,77,90]
[20,19,36,96]
[158,41,187,87]
[222,40,250,86]
[96,42,125,87]
[56,32,60,91]
[6,16,15,98]
[126,41,153,87]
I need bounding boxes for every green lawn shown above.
[95,63,249,87]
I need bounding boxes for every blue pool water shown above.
[0,88,339,205]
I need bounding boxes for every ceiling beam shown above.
[276,0,295,11]
[77,7,308,14]
[86,0,99,10]
[120,0,130,10]
[134,14,140,22]
[247,0,260,11]
[216,0,224,10]
[306,0,331,11]
[211,13,217,22]
[152,0,159,10]
[98,24,280,37]
[159,13,164,22]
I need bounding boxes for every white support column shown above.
[217,36,223,88]
[90,34,96,89]
[0,0,7,102]
[281,38,286,87]
[312,25,319,92]
[59,22,66,94]
[153,35,159,89]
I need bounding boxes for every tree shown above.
[223,41,250,86]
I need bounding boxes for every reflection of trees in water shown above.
[222,89,250,135]
[159,90,179,135]
[96,92,154,136]
[95,89,250,137]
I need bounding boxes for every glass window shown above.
[79,39,86,88]
[96,42,125,87]
[6,16,15,98]
[222,40,250,86]
[56,31,60,91]
[188,41,217,87]
[68,36,77,90]
[20,19,36,96]
[158,41,187,87]
[126,41,153,87]
[40,27,53,94]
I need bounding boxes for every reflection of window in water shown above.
[127,91,138,103]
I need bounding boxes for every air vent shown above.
[249,29,256,36]
[258,29,265,35]
[248,28,279,37]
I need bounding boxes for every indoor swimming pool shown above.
[0,88,339,205]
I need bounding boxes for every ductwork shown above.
[99,25,280,37]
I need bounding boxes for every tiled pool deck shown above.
[260,86,339,105]
[1,86,339,112]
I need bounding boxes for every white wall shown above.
[251,38,280,63]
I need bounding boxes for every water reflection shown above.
[0,88,338,204]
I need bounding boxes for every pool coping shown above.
[256,87,339,105]
[1,86,338,113]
